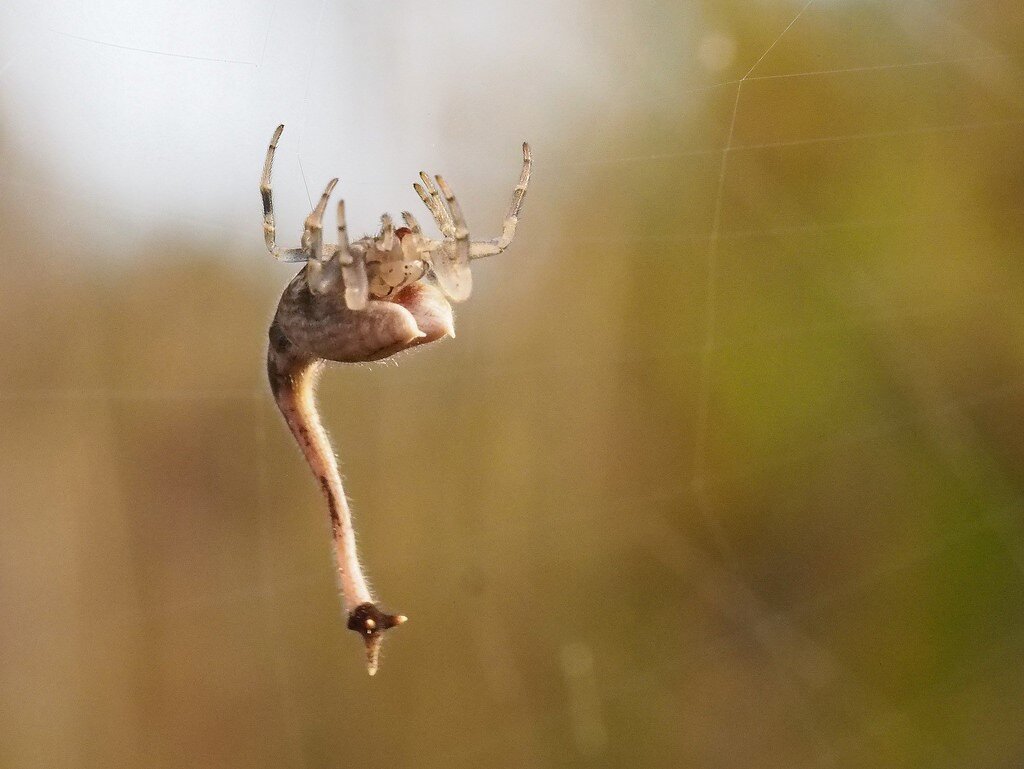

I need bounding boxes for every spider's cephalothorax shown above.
[262,125,531,674]
[262,124,530,312]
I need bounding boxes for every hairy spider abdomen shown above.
[271,265,457,365]
[271,270,423,364]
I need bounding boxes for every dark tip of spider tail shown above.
[347,602,407,676]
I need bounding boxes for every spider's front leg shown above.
[260,124,307,263]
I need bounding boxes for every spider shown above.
[262,124,530,309]
[262,125,531,674]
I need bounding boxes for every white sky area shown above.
[0,0,721,262]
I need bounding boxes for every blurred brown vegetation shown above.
[3,2,1024,768]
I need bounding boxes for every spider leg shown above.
[400,210,431,256]
[302,177,338,261]
[337,199,351,258]
[500,142,533,248]
[401,210,434,263]
[377,213,395,252]
[260,124,306,262]
[338,200,369,310]
[431,174,472,302]
[469,142,532,260]
[302,178,338,295]
[393,211,431,285]
[434,175,469,254]
[401,210,423,237]
[413,172,456,238]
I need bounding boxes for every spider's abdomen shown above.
[272,271,424,364]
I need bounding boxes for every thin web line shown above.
[549,52,1020,169]
[691,82,743,563]
[257,1,278,69]
[569,203,1024,245]
[314,273,1018,413]
[742,0,817,80]
[682,51,1020,95]
[295,0,329,212]
[735,116,1024,152]
[49,29,257,66]
[297,153,314,209]
[0,389,265,401]
[692,0,817,563]
[551,116,1024,170]
[745,52,1019,82]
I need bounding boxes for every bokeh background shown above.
[2,1,1023,767]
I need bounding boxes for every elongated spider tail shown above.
[266,320,407,675]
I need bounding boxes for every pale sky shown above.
[0,0,715,262]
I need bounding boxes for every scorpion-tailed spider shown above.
[262,125,531,674]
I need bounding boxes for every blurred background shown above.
[2,1,1023,767]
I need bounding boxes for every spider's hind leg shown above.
[427,174,472,302]
[413,172,456,238]
[469,142,532,260]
